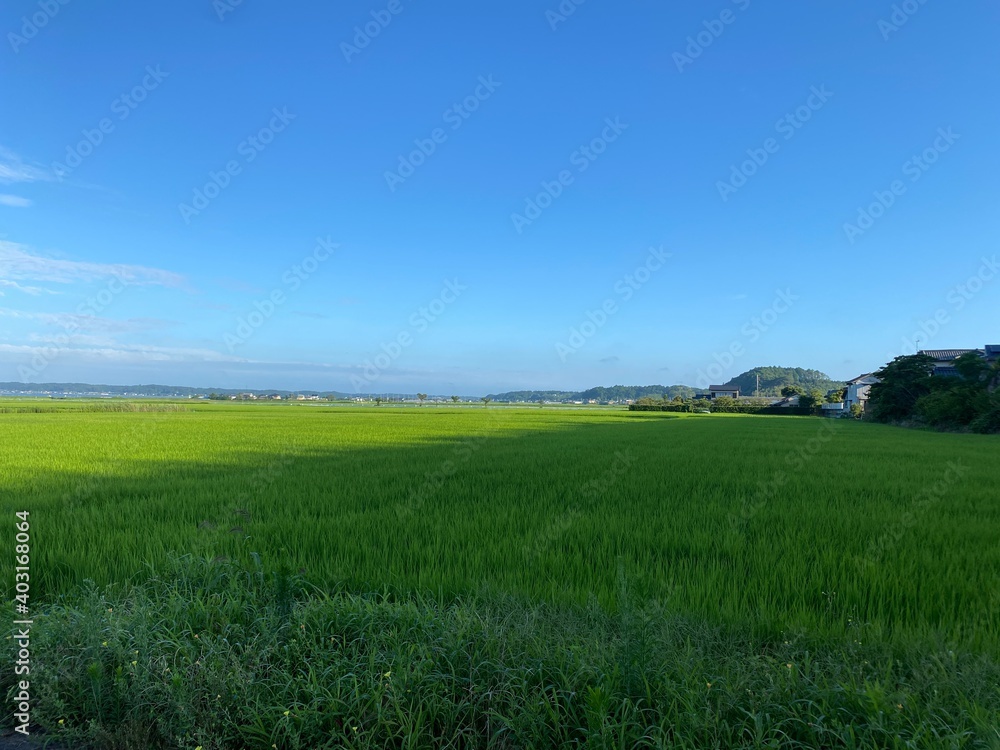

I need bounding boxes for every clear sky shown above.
[1,0,998,394]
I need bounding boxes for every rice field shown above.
[3,402,999,655]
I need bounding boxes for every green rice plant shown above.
[1,404,998,654]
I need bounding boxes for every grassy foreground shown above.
[2,403,999,747]
[7,554,999,749]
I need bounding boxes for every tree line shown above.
[867,353,1000,433]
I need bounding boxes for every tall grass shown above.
[6,553,998,749]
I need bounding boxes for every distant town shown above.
[3,350,995,414]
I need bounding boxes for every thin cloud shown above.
[0,280,55,296]
[0,241,186,288]
[0,147,49,184]
[0,194,32,207]
[0,308,172,333]
[0,342,247,364]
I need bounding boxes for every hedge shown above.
[629,404,816,416]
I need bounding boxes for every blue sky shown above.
[1,0,998,394]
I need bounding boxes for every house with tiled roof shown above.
[919,345,1000,377]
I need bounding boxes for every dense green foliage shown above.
[8,554,997,749]
[868,353,1000,433]
[486,384,699,402]
[577,384,699,402]
[629,402,814,415]
[723,367,844,397]
[797,388,826,410]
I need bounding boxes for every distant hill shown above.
[723,367,845,397]
[577,384,700,402]
[487,384,701,403]
[488,369,844,403]
[0,382,351,399]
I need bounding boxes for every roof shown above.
[708,384,738,390]
[919,349,981,360]
[847,373,878,384]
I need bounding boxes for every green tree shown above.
[916,351,993,429]
[825,387,847,403]
[781,385,805,397]
[374,397,382,407]
[867,354,936,423]
[969,390,1000,433]
[849,403,864,419]
[915,388,982,429]
[952,351,991,383]
[450,395,460,403]
[417,393,427,406]
[798,389,825,411]
[481,397,491,408]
